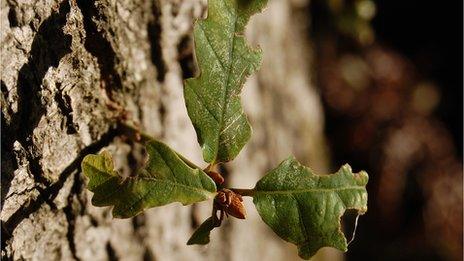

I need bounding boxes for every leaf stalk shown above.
[229,188,255,197]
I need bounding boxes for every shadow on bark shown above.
[76,0,123,97]
[1,127,118,253]
[147,0,166,82]
[1,0,72,249]
[1,0,72,210]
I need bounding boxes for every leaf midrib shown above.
[216,11,238,161]
[130,176,216,196]
[88,167,215,205]
[114,177,216,216]
[255,186,365,195]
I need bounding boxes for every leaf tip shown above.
[186,217,216,246]
[341,163,352,173]
[354,170,369,187]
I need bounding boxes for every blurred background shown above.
[309,0,463,260]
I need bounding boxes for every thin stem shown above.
[118,121,153,144]
[119,122,255,197]
[118,122,205,170]
[229,188,256,197]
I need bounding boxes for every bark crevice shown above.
[1,0,72,211]
[148,0,166,82]
[76,0,122,99]
[1,126,118,250]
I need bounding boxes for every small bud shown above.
[226,193,246,219]
[214,189,246,219]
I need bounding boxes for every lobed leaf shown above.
[82,140,217,218]
[253,157,368,259]
[184,0,268,164]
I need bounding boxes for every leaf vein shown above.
[220,112,243,134]
[215,15,238,160]
[256,186,365,195]
[116,177,214,215]
[198,23,227,72]
[292,194,310,247]
[189,86,220,122]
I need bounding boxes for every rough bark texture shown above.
[1,0,334,260]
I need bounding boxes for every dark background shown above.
[374,0,463,156]
[310,0,462,260]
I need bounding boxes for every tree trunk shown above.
[1,0,334,260]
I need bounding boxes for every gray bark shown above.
[1,0,334,260]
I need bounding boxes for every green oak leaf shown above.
[253,157,368,259]
[187,217,218,245]
[184,0,268,164]
[82,140,217,218]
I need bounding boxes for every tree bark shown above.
[1,0,334,260]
